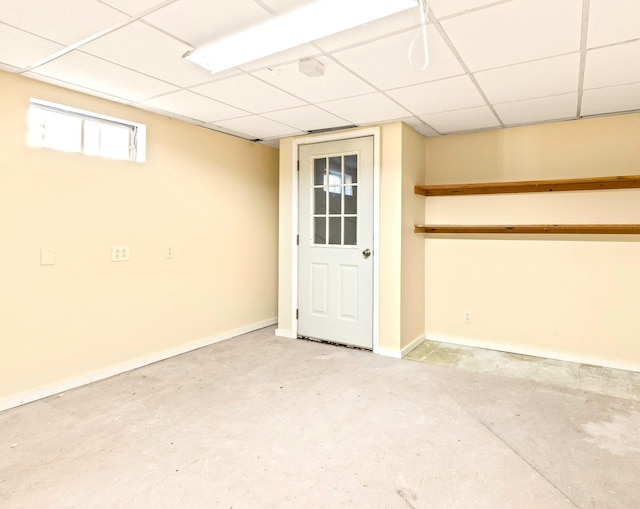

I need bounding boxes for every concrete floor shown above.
[406,340,640,402]
[1,326,639,508]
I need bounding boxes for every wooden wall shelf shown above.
[415,225,640,235]
[414,175,640,197]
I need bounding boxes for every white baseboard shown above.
[375,334,426,359]
[274,328,297,339]
[426,333,640,373]
[0,318,277,413]
[375,346,402,359]
[401,334,426,358]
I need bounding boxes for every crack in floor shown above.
[460,405,581,508]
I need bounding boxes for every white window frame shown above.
[28,99,147,163]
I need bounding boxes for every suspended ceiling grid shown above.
[1,0,638,146]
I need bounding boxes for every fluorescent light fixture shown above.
[184,0,418,74]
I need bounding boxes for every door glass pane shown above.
[310,152,360,248]
[329,186,342,214]
[344,154,358,184]
[344,217,357,246]
[344,186,357,214]
[314,158,326,185]
[314,187,327,215]
[314,217,326,245]
[329,217,341,245]
[327,156,341,196]
[329,156,341,178]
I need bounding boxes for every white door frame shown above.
[289,127,381,353]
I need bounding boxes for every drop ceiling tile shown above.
[387,75,485,116]
[253,57,375,103]
[581,83,640,117]
[191,74,305,113]
[213,115,301,140]
[395,116,440,137]
[419,106,500,133]
[318,92,411,125]
[494,93,578,126]
[587,0,640,48]
[143,0,271,46]
[0,0,129,45]
[237,44,320,72]
[314,9,421,52]
[442,0,582,72]
[474,53,580,104]
[142,90,247,123]
[22,72,130,104]
[32,51,178,102]
[262,105,349,131]
[82,22,213,88]
[259,139,280,148]
[205,123,256,140]
[430,0,504,18]
[583,40,640,90]
[99,0,174,16]
[0,23,64,69]
[333,28,464,90]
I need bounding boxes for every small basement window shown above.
[28,99,146,162]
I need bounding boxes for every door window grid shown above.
[312,153,358,246]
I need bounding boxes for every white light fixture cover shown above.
[299,58,325,77]
[184,0,418,74]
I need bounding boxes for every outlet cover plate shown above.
[40,248,55,266]
[112,246,129,262]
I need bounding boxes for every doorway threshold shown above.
[297,335,371,352]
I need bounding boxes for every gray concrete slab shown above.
[1,326,638,508]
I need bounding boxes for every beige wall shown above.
[0,72,279,403]
[277,123,425,355]
[378,122,426,352]
[424,114,640,369]
[400,123,425,350]
[378,123,403,351]
[277,137,294,335]
[425,114,640,183]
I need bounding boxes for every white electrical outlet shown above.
[464,311,472,324]
[112,246,129,262]
[40,248,55,266]
[166,246,175,259]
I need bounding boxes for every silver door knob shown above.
[362,249,371,259]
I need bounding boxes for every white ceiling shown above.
[1,0,639,147]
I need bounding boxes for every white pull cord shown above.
[409,0,430,71]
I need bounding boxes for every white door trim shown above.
[290,127,381,353]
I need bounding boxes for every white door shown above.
[298,136,374,349]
